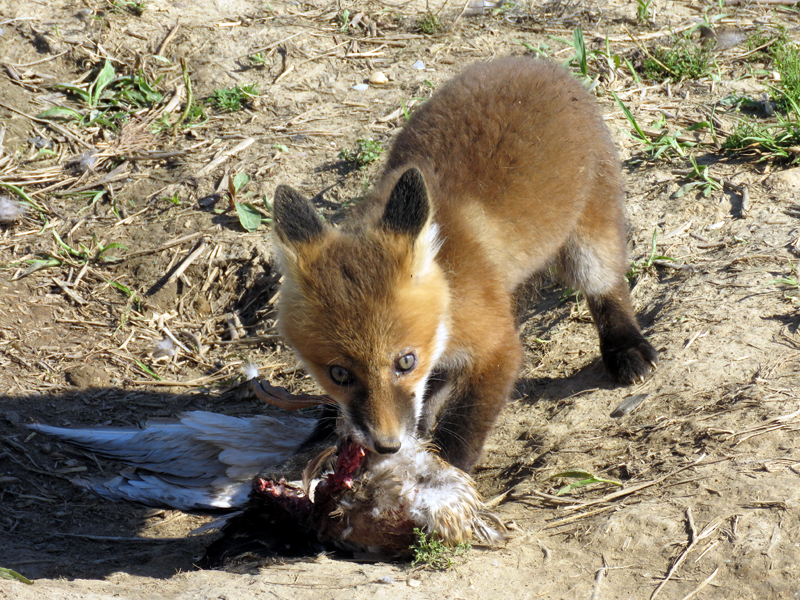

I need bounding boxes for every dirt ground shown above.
[2,0,800,598]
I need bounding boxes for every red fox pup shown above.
[271,57,657,472]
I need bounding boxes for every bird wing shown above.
[28,411,317,510]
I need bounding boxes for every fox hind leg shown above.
[559,220,657,385]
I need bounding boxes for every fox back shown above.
[272,58,657,471]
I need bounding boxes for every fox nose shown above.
[372,435,401,454]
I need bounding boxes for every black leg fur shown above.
[587,291,657,384]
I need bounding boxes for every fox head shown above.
[272,168,451,455]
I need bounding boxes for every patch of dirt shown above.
[2,1,800,599]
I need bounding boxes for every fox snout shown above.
[370,433,402,454]
[344,392,415,457]
[350,414,406,456]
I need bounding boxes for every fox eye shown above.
[329,365,353,385]
[396,353,416,373]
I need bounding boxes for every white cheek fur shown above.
[412,318,450,428]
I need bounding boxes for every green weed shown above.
[107,0,146,16]
[744,27,786,60]
[723,115,800,163]
[767,261,800,306]
[417,12,442,35]
[516,39,551,59]
[612,92,697,160]
[410,528,470,570]
[337,9,350,32]
[17,231,127,278]
[774,43,800,111]
[39,61,162,129]
[550,469,622,496]
[339,138,383,169]
[549,27,591,79]
[627,229,676,283]
[209,83,258,112]
[674,156,723,198]
[228,173,268,232]
[248,52,267,66]
[643,35,713,82]
[636,0,653,23]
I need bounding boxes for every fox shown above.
[270,57,658,473]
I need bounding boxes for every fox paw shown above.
[602,338,658,385]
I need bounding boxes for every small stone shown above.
[352,83,369,92]
[412,60,425,70]
[769,166,800,190]
[65,365,112,389]
[407,578,421,588]
[368,71,388,85]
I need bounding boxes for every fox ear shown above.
[272,185,325,246]
[380,168,430,239]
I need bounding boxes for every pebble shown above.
[368,71,388,85]
[352,83,369,92]
[412,60,426,70]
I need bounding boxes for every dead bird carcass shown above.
[28,392,506,564]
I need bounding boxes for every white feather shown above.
[28,411,316,510]
[0,195,28,223]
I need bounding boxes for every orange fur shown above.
[272,58,657,471]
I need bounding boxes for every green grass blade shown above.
[573,27,588,76]
[611,92,649,142]
[0,182,46,214]
[134,359,162,380]
[55,83,91,103]
[91,59,117,107]
[37,106,82,120]
[0,567,33,584]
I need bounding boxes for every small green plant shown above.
[228,173,268,232]
[410,528,470,570]
[337,9,350,32]
[163,191,181,205]
[417,12,442,35]
[626,228,676,282]
[209,83,258,112]
[744,27,786,60]
[674,156,723,198]
[40,61,162,129]
[768,262,800,306]
[643,35,713,82]
[548,27,591,78]
[774,43,800,111]
[636,0,653,23]
[549,469,622,496]
[517,39,551,59]
[723,116,800,163]
[52,59,117,110]
[17,231,127,278]
[612,92,697,160]
[491,1,519,16]
[571,26,588,78]
[339,138,383,169]
[248,52,267,66]
[108,0,146,15]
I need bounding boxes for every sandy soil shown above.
[2,0,800,598]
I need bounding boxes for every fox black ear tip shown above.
[273,185,301,207]
[402,167,425,183]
